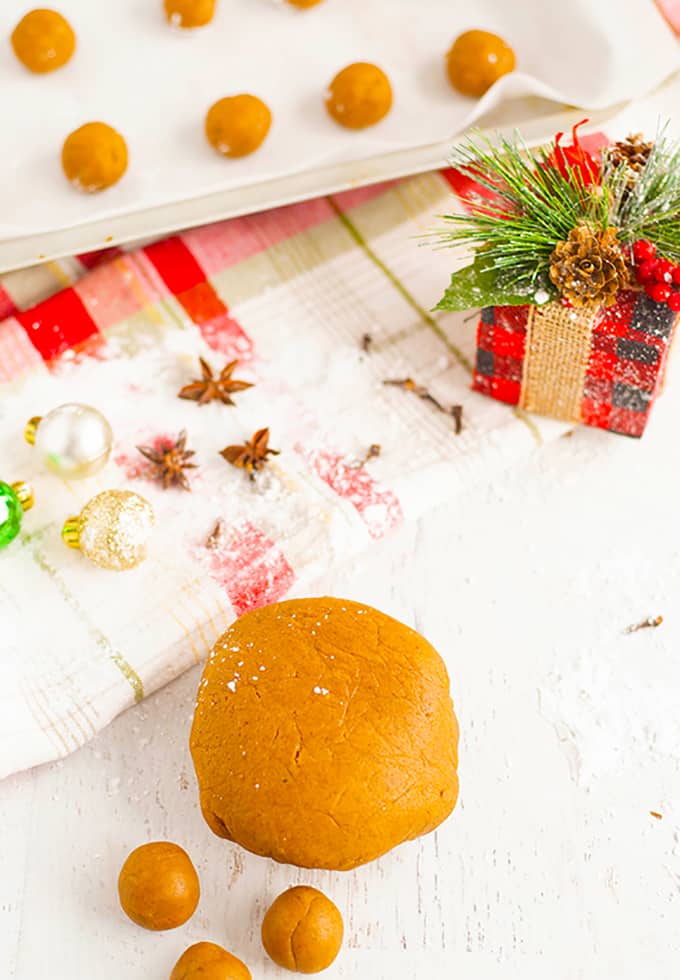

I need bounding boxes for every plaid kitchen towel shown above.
[0,169,588,779]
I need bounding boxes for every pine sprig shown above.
[433,122,680,311]
[435,129,608,291]
[603,126,680,259]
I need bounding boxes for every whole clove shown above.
[383,377,463,432]
[624,615,663,634]
[351,443,381,468]
[206,518,225,550]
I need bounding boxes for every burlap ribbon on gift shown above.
[519,303,595,422]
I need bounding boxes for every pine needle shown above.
[435,124,680,292]
[605,124,680,259]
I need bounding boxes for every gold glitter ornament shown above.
[62,490,155,570]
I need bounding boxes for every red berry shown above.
[672,266,680,285]
[668,292,680,312]
[648,282,671,303]
[633,239,656,262]
[637,258,659,283]
[655,258,674,282]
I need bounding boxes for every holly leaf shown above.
[434,256,554,311]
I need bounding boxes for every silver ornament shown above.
[25,403,113,479]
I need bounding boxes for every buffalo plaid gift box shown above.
[434,123,680,438]
[473,290,679,437]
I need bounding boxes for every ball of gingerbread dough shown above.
[190,597,459,870]
[205,95,272,158]
[118,841,199,930]
[262,886,343,973]
[170,941,251,980]
[446,30,516,98]
[164,0,216,29]
[325,62,393,129]
[61,122,128,192]
[11,8,76,74]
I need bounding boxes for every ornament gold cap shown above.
[24,417,42,446]
[10,481,34,512]
[62,517,81,549]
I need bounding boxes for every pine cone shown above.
[609,133,653,176]
[549,224,630,307]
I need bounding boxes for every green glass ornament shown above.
[0,480,34,550]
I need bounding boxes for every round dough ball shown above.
[190,597,459,870]
[118,841,199,930]
[61,122,128,193]
[205,95,272,158]
[261,886,343,973]
[325,62,392,129]
[11,8,76,74]
[170,941,251,980]
[164,0,216,29]
[446,29,516,98]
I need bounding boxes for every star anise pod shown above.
[137,430,197,491]
[220,427,279,480]
[178,357,253,406]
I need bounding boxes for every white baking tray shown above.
[1,0,677,271]
[0,102,621,272]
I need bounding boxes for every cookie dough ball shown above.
[170,942,251,980]
[61,122,128,192]
[446,29,516,98]
[11,8,76,74]
[190,597,459,870]
[118,841,199,931]
[205,95,272,158]
[262,887,343,974]
[325,62,392,129]
[164,0,216,29]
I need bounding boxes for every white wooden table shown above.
[2,409,680,980]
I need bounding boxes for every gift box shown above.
[473,290,679,437]
[434,122,680,437]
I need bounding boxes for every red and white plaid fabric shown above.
[1,109,676,776]
[2,171,576,779]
